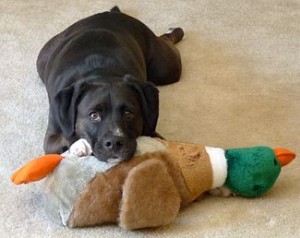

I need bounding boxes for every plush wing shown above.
[119,158,180,230]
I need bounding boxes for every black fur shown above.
[37,6,183,161]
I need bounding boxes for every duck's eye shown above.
[89,112,101,121]
[124,110,134,121]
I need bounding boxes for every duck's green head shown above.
[224,146,295,198]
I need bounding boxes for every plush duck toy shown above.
[11,137,295,230]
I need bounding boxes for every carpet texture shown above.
[1,1,299,237]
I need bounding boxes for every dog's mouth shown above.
[92,140,137,162]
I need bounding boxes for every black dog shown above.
[37,6,183,161]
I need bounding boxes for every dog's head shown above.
[53,75,159,162]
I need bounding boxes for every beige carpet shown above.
[1,0,299,237]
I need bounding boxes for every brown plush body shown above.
[68,140,213,229]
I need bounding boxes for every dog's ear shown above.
[124,75,159,136]
[53,83,88,139]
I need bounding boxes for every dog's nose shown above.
[103,136,124,151]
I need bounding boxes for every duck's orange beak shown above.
[274,148,296,167]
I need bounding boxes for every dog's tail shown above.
[110,6,121,13]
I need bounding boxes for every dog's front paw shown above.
[69,139,92,157]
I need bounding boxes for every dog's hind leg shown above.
[146,28,184,86]
[160,27,184,44]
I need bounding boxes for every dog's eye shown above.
[89,112,101,122]
[124,110,134,121]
